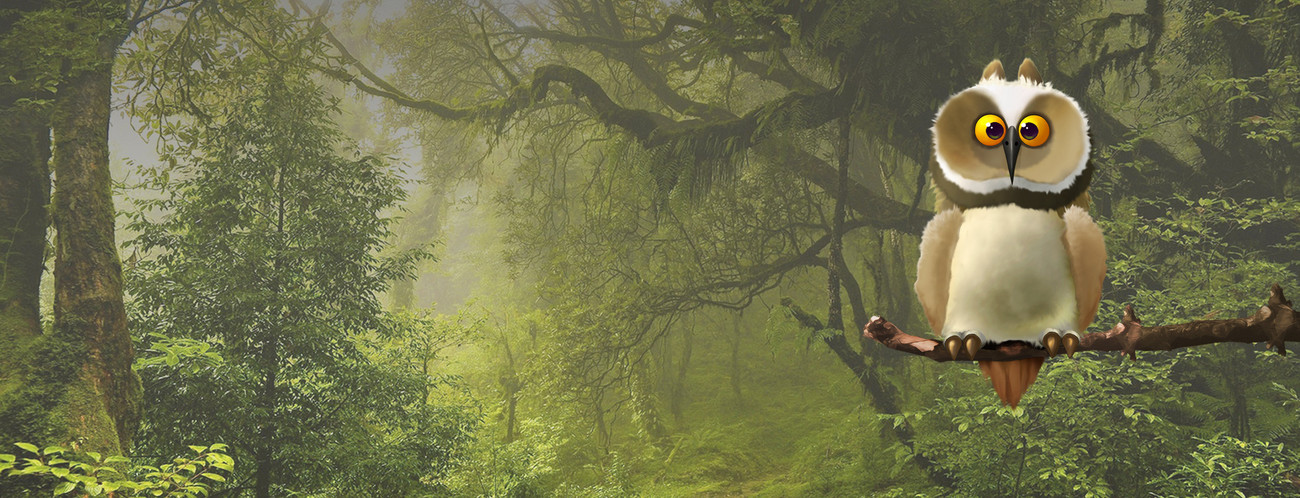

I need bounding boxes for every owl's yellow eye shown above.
[974,114,1006,147]
[1018,115,1050,147]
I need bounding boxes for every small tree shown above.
[125,63,469,496]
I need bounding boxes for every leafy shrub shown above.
[1151,435,1300,497]
[0,443,233,497]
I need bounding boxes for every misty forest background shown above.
[2,0,1300,496]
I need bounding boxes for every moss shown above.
[49,365,123,457]
[0,320,119,450]
[0,318,128,492]
[0,309,36,378]
[0,379,17,401]
[0,331,78,444]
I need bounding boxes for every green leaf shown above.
[53,482,76,495]
[15,443,38,454]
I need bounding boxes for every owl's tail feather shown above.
[978,358,1044,408]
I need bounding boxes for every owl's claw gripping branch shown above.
[944,336,962,360]
[864,285,1300,363]
[1064,334,1080,358]
[942,334,984,360]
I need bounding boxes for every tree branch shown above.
[512,13,703,49]
[764,143,928,234]
[863,284,1299,362]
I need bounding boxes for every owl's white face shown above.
[931,73,1091,203]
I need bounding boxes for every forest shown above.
[1,0,1299,496]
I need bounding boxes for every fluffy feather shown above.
[1063,206,1107,331]
[915,208,963,334]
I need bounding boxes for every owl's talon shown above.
[1064,334,1080,358]
[1042,331,1062,357]
[964,335,982,361]
[944,336,962,360]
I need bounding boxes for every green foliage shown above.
[1200,2,1300,150]
[434,420,561,497]
[0,0,128,109]
[902,357,1187,496]
[122,53,472,494]
[1151,435,1300,497]
[0,443,233,497]
[1102,194,1299,324]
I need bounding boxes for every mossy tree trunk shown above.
[0,105,49,372]
[48,0,140,455]
[0,16,53,448]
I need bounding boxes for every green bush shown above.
[1151,435,1300,497]
[0,443,233,497]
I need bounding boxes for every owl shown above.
[915,59,1107,408]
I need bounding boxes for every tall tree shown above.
[0,4,56,471]
[0,1,53,393]
[0,0,140,464]
[126,60,468,496]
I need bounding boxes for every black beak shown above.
[1002,132,1021,185]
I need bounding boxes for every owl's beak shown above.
[1002,133,1021,185]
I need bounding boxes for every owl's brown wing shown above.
[915,208,963,335]
[1063,206,1107,332]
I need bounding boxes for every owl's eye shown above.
[974,114,1006,147]
[1018,115,1051,147]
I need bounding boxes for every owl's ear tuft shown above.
[982,60,1005,81]
[1019,58,1042,84]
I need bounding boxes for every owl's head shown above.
[930,58,1092,210]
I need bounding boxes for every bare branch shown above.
[863,285,1300,362]
[129,0,196,29]
[512,13,703,49]
[470,7,519,87]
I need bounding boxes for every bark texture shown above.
[0,86,50,387]
[0,74,53,449]
[50,0,140,453]
[863,285,1299,362]
[0,3,64,464]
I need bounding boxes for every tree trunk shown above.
[0,109,48,348]
[670,325,691,423]
[729,308,744,404]
[0,68,52,449]
[500,335,520,443]
[254,166,289,498]
[47,0,140,455]
[253,342,279,498]
[504,391,519,443]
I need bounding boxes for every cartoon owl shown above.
[915,59,1107,408]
